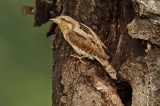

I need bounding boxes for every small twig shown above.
[22,6,36,15]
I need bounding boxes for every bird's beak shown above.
[49,18,60,24]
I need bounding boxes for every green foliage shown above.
[0,0,52,106]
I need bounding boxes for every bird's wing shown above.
[78,23,107,49]
[67,31,109,60]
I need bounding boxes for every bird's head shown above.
[50,16,78,34]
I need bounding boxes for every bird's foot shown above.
[70,55,88,65]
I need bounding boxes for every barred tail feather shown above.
[95,57,117,80]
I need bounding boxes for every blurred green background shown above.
[0,0,52,106]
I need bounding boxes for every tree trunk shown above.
[23,0,160,106]
[52,0,133,105]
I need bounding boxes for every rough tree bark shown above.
[23,0,160,106]
[52,0,133,105]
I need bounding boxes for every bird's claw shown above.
[70,55,88,65]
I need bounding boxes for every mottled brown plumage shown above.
[68,31,109,60]
[50,15,117,79]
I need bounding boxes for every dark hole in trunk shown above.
[117,81,132,106]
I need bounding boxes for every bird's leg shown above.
[70,54,88,65]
